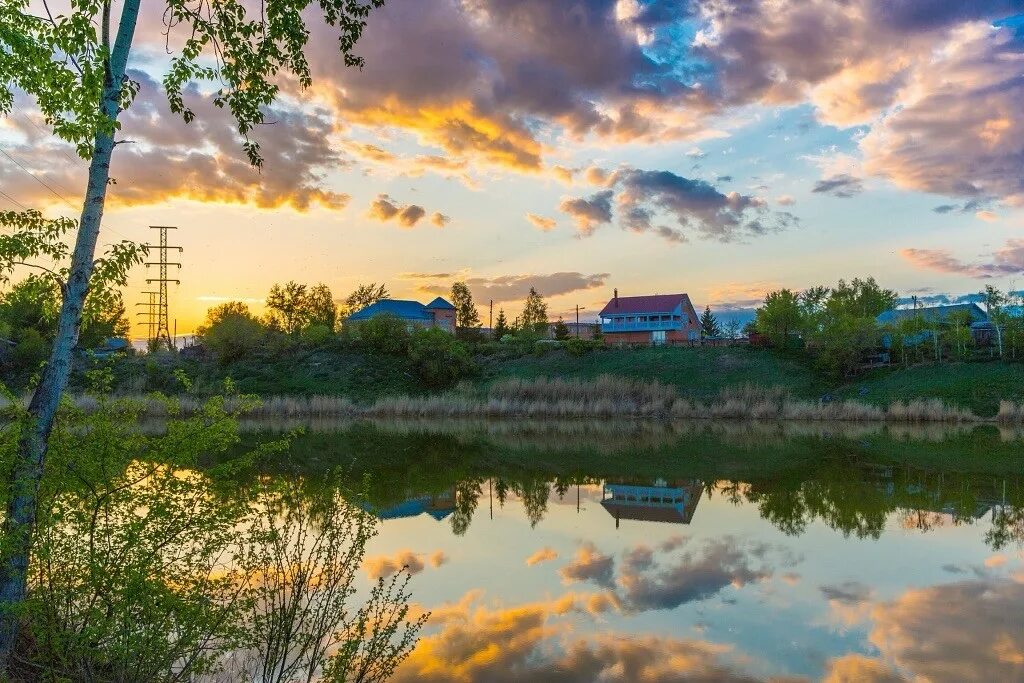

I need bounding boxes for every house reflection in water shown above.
[601,479,704,528]
[372,488,456,522]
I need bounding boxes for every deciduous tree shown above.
[521,287,548,333]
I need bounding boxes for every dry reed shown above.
[16,378,1024,424]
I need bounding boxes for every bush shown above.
[299,323,334,347]
[409,328,477,389]
[347,314,411,355]
[199,311,266,364]
[564,337,594,357]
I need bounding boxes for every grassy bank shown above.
[97,344,1024,417]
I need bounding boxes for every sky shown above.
[2,0,1024,336]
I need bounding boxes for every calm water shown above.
[241,420,1024,682]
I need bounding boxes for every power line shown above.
[0,189,28,211]
[0,144,134,243]
[0,145,77,210]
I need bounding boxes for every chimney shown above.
[613,288,618,308]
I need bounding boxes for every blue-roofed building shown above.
[347,296,456,332]
[876,303,989,349]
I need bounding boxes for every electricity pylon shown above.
[142,226,182,350]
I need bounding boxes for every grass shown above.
[485,346,1024,417]
[483,346,827,401]
[831,361,1024,416]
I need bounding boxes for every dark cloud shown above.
[366,194,440,228]
[559,190,614,236]
[622,545,655,573]
[820,580,872,605]
[560,542,615,589]
[931,198,992,215]
[865,0,1024,32]
[418,272,610,303]
[564,167,795,243]
[812,174,865,198]
[0,70,350,210]
[871,578,1024,681]
[616,537,778,612]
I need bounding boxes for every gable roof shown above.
[425,296,455,310]
[348,299,433,321]
[600,293,692,316]
[876,303,988,325]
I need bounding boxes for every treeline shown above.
[194,280,602,392]
[752,278,1024,378]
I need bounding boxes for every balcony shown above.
[601,319,681,333]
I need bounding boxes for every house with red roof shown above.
[598,289,700,346]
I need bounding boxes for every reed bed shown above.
[21,378,1024,424]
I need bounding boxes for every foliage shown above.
[408,328,477,390]
[451,281,481,335]
[0,277,60,341]
[755,289,802,349]
[700,306,720,338]
[197,302,267,364]
[520,287,548,333]
[265,281,310,334]
[305,283,338,331]
[1,394,426,681]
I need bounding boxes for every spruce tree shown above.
[700,305,721,338]
[493,309,511,340]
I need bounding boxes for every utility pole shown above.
[576,305,581,337]
[489,299,493,330]
[142,226,182,351]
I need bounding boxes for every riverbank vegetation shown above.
[25,378,1024,424]
[0,391,425,681]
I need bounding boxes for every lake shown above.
[234,419,1024,682]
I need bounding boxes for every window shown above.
[652,330,667,345]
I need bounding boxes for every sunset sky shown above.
[2,0,1024,336]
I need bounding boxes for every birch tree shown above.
[0,0,385,665]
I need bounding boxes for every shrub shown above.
[564,337,592,357]
[299,322,334,347]
[199,310,266,364]
[349,314,411,355]
[409,328,477,389]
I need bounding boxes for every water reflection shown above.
[228,420,1024,681]
[600,479,704,527]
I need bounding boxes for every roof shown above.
[599,293,692,316]
[876,303,987,325]
[426,297,455,310]
[348,299,433,321]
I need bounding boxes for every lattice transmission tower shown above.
[137,226,182,350]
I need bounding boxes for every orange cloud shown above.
[524,547,558,566]
[392,590,750,683]
[525,213,557,232]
